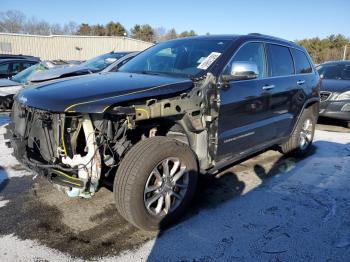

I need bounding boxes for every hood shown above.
[0,78,23,96]
[16,72,193,113]
[29,65,92,82]
[320,79,350,93]
[0,78,20,87]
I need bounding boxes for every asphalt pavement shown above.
[0,113,349,261]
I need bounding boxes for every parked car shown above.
[0,61,67,110]
[29,51,132,83]
[0,54,136,110]
[102,52,139,72]
[316,60,350,127]
[0,54,40,61]
[65,60,84,65]
[6,34,320,231]
[0,58,39,79]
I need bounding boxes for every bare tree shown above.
[0,10,25,33]
[153,27,167,42]
[0,9,201,41]
[24,17,51,35]
[51,23,63,35]
[62,21,78,35]
[0,10,79,36]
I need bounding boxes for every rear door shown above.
[290,48,314,121]
[261,44,298,138]
[217,42,272,161]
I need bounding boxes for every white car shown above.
[0,61,66,110]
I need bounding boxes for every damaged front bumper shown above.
[5,101,102,198]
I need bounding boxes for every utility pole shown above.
[343,45,348,60]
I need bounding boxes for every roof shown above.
[321,60,350,65]
[171,33,302,49]
[0,54,40,60]
[0,58,40,63]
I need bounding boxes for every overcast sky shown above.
[2,0,350,40]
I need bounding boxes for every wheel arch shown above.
[291,97,319,135]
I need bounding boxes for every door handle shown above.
[262,84,275,90]
[297,80,305,85]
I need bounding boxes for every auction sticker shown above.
[197,52,221,70]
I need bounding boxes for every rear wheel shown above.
[114,136,198,231]
[280,108,316,157]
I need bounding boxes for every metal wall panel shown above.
[0,33,154,60]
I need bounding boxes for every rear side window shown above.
[10,62,23,74]
[0,63,9,75]
[267,44,294,77]
[292,49,312,74]
[22,62,36,70]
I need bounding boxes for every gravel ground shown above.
[0,113,349,261]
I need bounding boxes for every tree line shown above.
[0,10,197,42]
[296,34,350,64]
[1,10,349,63]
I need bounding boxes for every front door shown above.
[216,42,274,161]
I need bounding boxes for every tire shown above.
[280,108,316,157]
[347,122,350,129]
[114,136,198,231]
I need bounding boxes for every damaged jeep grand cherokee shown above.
[6,34,320,231]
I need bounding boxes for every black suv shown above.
[6,34,320,231]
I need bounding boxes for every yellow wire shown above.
[61,179,82,187]
[52,169,81,181]
[61,118,67,155]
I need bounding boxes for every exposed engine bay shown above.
[6,73,219,198]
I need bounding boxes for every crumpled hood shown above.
[16,72,193,113]
[0,78,23,96]
[0,78,20,87]
[29,65,91,82]
[320,79,350,93]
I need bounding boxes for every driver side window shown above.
[224,42,266,78]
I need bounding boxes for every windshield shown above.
[12,63,48,84]
[118,39,231,78]
[82,53,126,71]
[317,63,350,80]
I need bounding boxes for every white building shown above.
[0,33,153,60]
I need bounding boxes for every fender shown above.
[290,97,320,135]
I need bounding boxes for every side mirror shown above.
[222,61,259,82]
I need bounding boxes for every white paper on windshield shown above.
[197,52,221,70]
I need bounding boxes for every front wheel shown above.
[280,108,316,157]
[114,136,198,231]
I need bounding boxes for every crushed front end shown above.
[5,101,129,198]
[5,72,218,199]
